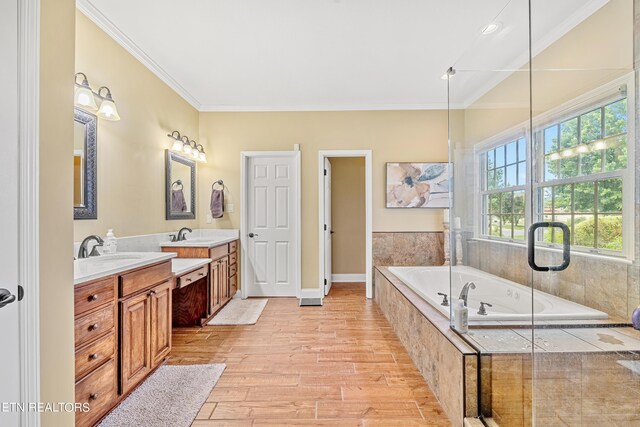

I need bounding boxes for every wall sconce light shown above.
[74,72,121,121]
[166,131,207,162]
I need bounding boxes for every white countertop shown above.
[74,252,176,285]
[172,258,212,276]
[160,234,239,249]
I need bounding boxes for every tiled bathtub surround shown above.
[467,239,637,322]
[374,267,477,426]
[373,232,444,267]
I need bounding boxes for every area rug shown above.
[208,298,268,325]
[98,364,225,427]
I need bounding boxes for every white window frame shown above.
[473,74,635,261]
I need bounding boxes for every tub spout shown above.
[459,281,476,307]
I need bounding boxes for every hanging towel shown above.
[171,189,187,212]
[210,188,224,219]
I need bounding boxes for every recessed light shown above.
[481,22,501,35]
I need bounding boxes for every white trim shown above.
[299,288,324,300]
[331,274,366,283]
[18,0,40,425]
[76,0,201,110]
[199,103,450,112]
[318,150,373,299]
[240,151,301,299]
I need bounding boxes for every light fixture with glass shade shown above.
[74,73,121,121]
[96,87,121,121]
[166,131,206,162]
[191,141,200,160]
[197,144,207,162]
[168,131,183,151]
[74,73,98,111]
[182,136,192,155]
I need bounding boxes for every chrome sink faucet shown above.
[459,281,476,307]
[78,235,104,259]
[176,227,192,241]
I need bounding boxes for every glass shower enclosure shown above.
[447,0,639,425]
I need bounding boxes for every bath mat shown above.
[97,364,225,427]
[208,298,268,325]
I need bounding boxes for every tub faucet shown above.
[459,281,476,307]
[177,227,192,241]
[78,235,104,259]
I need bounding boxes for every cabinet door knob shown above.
[89,393,98,401]
[88,323,98,331]
[148,289,156,296]
[198,272,204,276]
[89,353,98,361]
[89,294,99,301]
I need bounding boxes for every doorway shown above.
[318,150,372,298]
[240,151,301,297]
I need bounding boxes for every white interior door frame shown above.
[240,150,302,298]
[318,150,373,298]
[17,0,40,425]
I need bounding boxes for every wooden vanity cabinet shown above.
[119,262,173,395]
[163,239,239,321]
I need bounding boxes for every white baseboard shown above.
[300,288,324,299]
[331,274,366,283]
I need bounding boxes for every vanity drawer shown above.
[75,332,115,380]
[210,244,229,260]
[120,261,172,298]
[75,304,114,347]
[229,263,237,277]
[229,275,237,296]
[229,240,238,253]
[75,357,117,427]
[75,277,115,316]
[177,266,208,288]
[229,252,237,266]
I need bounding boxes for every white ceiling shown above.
[78,0,608,111]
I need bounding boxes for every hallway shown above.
[170,283,450,426]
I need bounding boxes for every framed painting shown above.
[386,162,449,208]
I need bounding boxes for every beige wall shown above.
[40,0,76,425]
[198,111,448,288]
[330,157,366,275]
[73,12,202,240]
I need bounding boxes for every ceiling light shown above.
[594,140,607,150]
[576,145,589,153]
[481,22,501,35]
[562,149,574,158]
[96,87,120,121]
[74,73,98,111]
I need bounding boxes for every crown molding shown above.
[198,102,453,112]
[76,0,202,110]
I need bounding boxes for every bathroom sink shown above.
[88,254,145,262]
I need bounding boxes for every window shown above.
[478,92,631,257]
[481,138,527,240]
[536,98,628,253]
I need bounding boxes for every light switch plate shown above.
[226,204,234,213]
[206,213,213,223]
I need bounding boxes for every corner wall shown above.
[39,0,76,424]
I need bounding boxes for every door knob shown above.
[0,288,17,309]
[248,233,259,238]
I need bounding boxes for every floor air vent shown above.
[299,297,323,306]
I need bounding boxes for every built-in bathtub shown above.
[388,265,608,322]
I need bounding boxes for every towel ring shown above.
[172,179,183,190]
[212,179,225,191]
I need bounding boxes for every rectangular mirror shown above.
[166,150,196,220]
[74,108,97,219]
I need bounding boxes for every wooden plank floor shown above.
[169,283,451,426]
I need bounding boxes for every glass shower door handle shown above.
[527,222,571,272]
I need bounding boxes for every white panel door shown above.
[246,155,298,296]
[0,0,22,424]
[323,158,332,295]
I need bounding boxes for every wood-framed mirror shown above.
[165,150,196,220]
[74,108,98,220]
